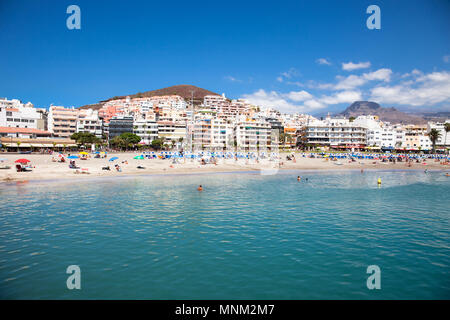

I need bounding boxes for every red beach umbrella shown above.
[15,159,30,164]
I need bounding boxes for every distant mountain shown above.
[79,85,220,110]
[415,111,450,122]
[337,101,426,124]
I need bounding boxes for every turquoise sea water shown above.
[0,170,449,299]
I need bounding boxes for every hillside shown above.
[337,101,426,125]
[79,85,221,110]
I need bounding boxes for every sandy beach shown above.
[0,152,448,183]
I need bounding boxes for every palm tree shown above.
[428,129,441,154]
[16,141,21,152]
[444,123,450,154]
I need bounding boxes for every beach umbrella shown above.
[67,155,79,159]
[79,151,89,155]
[15,159,30,164]
[134,155,144,160]
[109,157,118,162]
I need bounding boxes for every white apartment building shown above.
[402,125,431,151]
[0,98,41,129]
[190,118,233,151]
[48,106,79,138]
[427,120,450,149]
[203,94,227,110]
[234,118,273,151]
[353,115,396,149]
[305,116,366,150]
[133,119,158,145]
[76,109,103,138]
[157,121,187,143]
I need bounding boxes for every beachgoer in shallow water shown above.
[197,185,203,191]
[297,176,301,182]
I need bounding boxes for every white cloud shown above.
[283,90,313,102]
[241,88,362,113]
[316,58,331,65]
[319,90,363,105]
[277,68,300,82]
[334,75,367,90]
[333,68,392,90]
[241,89,305,113]
[342,61,371,71]
[286,81,304,87]
[363,68,392,81]
[370,70,450,106]
[443,55,450,63]
[224,76,242,82]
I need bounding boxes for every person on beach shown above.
[297,176,301,181]
[197,185,203,191]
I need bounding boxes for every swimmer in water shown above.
[446,173,449,177]
[297,176,301,181]
[197,185,203,191]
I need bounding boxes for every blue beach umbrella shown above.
[109,157,119,162]
[67,155,79,159]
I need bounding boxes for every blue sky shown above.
[0,0,449,115]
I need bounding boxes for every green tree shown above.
[16,141,21,152]
[444,123,450,154]
[71,132,101,147]
[119,132,141,150]
[428,129,441,153]
[110,136,125,150]
[279,133,287,148]
[151,138,164,150]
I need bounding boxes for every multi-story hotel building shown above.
[133,119,158,145]
[305,116,367,150]
[234,118,273,151]
[76,109,103,138]
[48,106,79,138]
[427,120,450,150]
[190,118,233,151]
[0,98,42,129]
[157,121,187,143]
